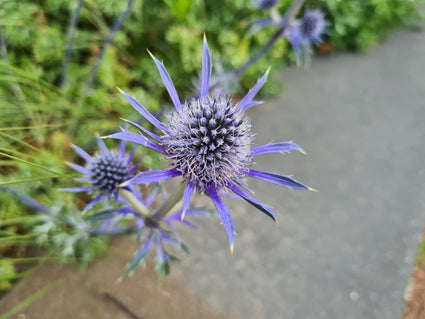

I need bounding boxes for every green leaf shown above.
[164,0,193,22]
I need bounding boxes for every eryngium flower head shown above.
[103,185,211,279]
[164,95,253,193]
[253,0,279,10]
[125,206,210,279]
[108,37,313,251]
[300,9,327,45]
[89,152,132,194]
[62,136,138,213]
[284,9,327,63]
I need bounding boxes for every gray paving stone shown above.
[0,238,230,319]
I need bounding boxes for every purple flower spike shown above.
[112,37,312,250]
[253,142,305,156]
[207,184,235,253]
[237,67,269,112]
[148,51,182,111]
[62,132,139,213]
[248,18,274,37]
[122,169,180,187]
[200,35,212,101]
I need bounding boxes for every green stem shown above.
[84,0,136,94]
[60,0,84,89]
[118,188,150,217]
[151,181,187,221]
[284,0,306,23]
[269,7,281,25]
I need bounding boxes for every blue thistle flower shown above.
[253,0,279,10]
[123,206,208,279]
[164,94,254,193]
[300,10,327,44]
[62,135,139,213]
[107,37,313,251]
[99,185,211,279]
[284,9,328,63]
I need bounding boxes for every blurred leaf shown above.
[164,0,193,22]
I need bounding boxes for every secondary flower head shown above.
[300,9,327,45]
[62,135,139,213]
[122,206,206,279]
[103,185,211,279]
[253,0,279,10]
[108,36,313,251]
[284,9,327,63]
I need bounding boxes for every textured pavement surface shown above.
[1,28,425,319]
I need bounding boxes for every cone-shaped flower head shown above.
[108,37,313,250]
[164,95,253,193]
[62,135,139,213]
[88,151,132,194]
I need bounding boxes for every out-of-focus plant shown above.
[308,0,423,52]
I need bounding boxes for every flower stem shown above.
[84,0,136,95]
[89,225,137,236]
[60,0,84,89]
[151,181,188,221]
[233,26,285,78]
[118,188,150,218]
[284,0,306,24]
[269,7,281,25]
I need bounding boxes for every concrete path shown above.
[1,28,425,319]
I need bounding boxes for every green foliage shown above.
[308,0,422,51]
[33,203,109,269]
[0,260,15,291]
[0,188,43,293]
